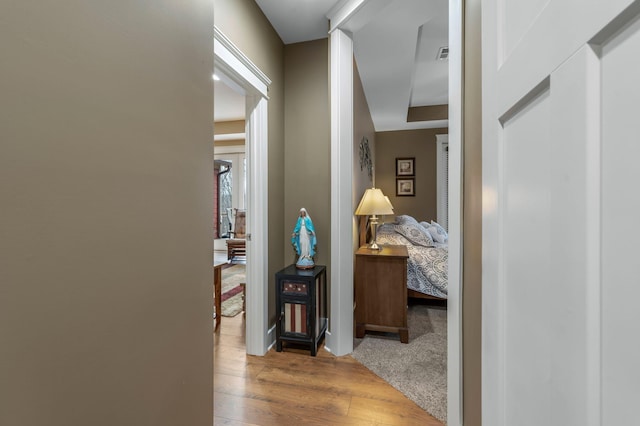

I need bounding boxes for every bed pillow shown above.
[422,220,448,243]
[375,223,404,245]
[396,214,419,226]
[394,223,435,247]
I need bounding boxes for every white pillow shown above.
[427,221,448,243]
[396,215,419,226]
[394,223,435,247]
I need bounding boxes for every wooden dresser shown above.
[354,244,409,343]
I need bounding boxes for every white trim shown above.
[327,0,368,32]
[214,132,245,142]
[214,27,271,98]
[245,95,269,356]
[584,45,601,426]
[327,28,354,356]
[266,324,277,351]
[447,0,463,424]
[436,134,449,230]
[214,144,246,155]
[327,0,389,35]
[214,27,270,356]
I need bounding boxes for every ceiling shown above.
[255,0,338,44]
[215,0,448,132]
[214,79,245,122]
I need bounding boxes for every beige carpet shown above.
[221,264,245,317]
[352,303,447,423]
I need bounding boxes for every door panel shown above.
[601,13,640,424]
[502,85,553,425]
[483,1,639,425]
[501,0,551,59]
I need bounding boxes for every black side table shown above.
[275,264,327,356]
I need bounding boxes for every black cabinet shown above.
[275,264,327,356]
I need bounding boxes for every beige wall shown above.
[407,104,449,122]
[283,39,331,277]
[463,0,483,423]
[0,2,214,425]
[215,139,246,147]
[214,120,245,135]
[353,60,376,248]
[215,0,285,323]
[375,128,448,222]
[214,120,245,147]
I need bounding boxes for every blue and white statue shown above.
[291,207,317,269]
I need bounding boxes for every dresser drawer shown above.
[282,281,308,295]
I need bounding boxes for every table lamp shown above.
[355,187,394,250]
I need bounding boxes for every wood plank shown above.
[215,373,351,415]
[348,395,442,425]
[213,308,444,425]
[213,416,258,426]
[215,392,376,426]
[255,365,414,405]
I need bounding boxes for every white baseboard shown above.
[323,331,333,354]
[266,324,276,351]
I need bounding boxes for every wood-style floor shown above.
[214,312,444,425]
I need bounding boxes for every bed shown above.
[359,215,448,300]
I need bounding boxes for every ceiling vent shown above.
[436,46,449,60]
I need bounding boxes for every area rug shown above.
[351,303,447,423]
[221,264,245,317]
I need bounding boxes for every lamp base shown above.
[368,215,382,250]
[368,241,382,250]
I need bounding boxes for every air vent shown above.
[436,46,449,60]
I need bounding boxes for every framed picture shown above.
[396,157,415,176]
[396,178,415,196]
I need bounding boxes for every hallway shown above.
[213,312,443,425]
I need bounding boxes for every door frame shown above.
[327,1,463,424]
[214,27,271,355]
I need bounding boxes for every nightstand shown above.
[275,265,327,356]
[354,245,409,343]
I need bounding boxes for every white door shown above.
[482,1,640,425]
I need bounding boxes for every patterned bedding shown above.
[376,223,448,299]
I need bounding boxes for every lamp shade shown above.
[355,188,394,216]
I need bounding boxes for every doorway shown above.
[327,1,463,424]
[214,27,270,356]
[213,77,247,255]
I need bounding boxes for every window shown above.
[215,149,246,238]
[436,134,449,231]
[217,161,232,237]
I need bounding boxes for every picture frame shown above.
[396,157,415,176]
[396,178,415,196]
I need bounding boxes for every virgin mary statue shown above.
[291,208,317,269]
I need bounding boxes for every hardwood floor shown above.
[214,313,444,425]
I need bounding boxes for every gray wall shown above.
[353,60,376,247]
[375,128,448,222]
[215,0,285,324]
[283,39,331,269]
[463,0,483,423]
[0,1,214,425]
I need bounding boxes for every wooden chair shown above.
[226,208,246,263]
